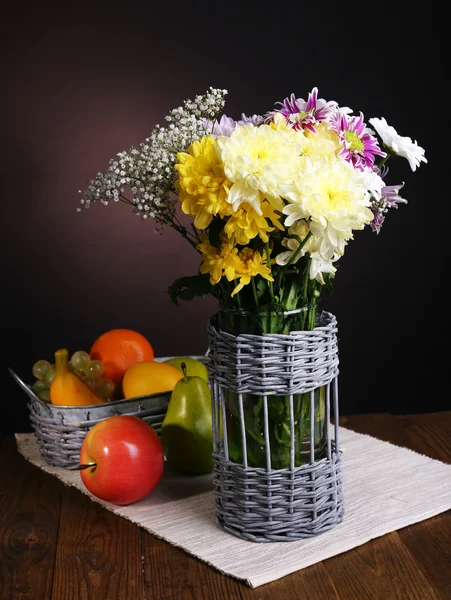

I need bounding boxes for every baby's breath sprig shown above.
[78,87,228,244]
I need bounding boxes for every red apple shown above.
[79,415,164,505]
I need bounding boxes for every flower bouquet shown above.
[79,86,426,540]
[79,85,426,463]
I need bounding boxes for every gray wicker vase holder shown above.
[207,310,344,542]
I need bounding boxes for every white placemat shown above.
[14,428,451,588]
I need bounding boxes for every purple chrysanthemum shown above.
[237,113,264,126]
[202,114,237,137]
[370,183,407,233]
[330,112,386,171]
[266,87,337,133]
[203,113,263,137]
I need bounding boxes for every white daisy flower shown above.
[368,117,427,172]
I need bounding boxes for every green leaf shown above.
[324,273,335,295]
[208,217,224,248]
[253,395,263,417]
[168,274,214,306]
[268,397,285,420]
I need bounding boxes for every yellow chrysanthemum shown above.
[302,122,341,160]
[174,136,233,229]
[197,235,240,285]
[224,201,284,245]
[231,248,274,297]
[269,112,298,132]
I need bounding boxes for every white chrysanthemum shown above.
[216,123,304,214]
[275,221,338,284]
[309,253,338,284]
[368,117,427,172]
[275,220,320,265]
[281,156,374,259]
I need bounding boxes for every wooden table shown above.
[1,412,450,600]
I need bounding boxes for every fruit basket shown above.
[10,355,209,470]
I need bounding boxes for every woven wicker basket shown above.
[10,355,208,470]
[208,311,344,542]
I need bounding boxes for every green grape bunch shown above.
[29,350,116,403]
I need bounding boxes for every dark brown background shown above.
[1,1,447,436]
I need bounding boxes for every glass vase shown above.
[217,305,327,469]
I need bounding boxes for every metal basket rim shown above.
[28,389,171,411]
[10,353,209,410]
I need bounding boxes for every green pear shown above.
[163,356,209,383]
[160,362,213,474]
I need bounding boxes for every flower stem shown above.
[265,240,275,302]
[235,291,242,310]
[302,259,310,305]
[173,216,198,242]
[286,231,312,267]
[251,278,260,309]
[308,280,318,329]
[118,194,197,249]
[377,148,395,171]
[299,259,311,329]
[119,193,136,206]
[170,222,198,249]
[190,223,201,242]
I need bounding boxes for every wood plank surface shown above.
[393,413,451,600]
[339,412,451,462]
[324,531,441,600]
[1,412,450,600]
[0,437,62,600]
[50,485,145,600]
[397,513,451,600]
[141,532,243,600]
[337,413,451,600]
